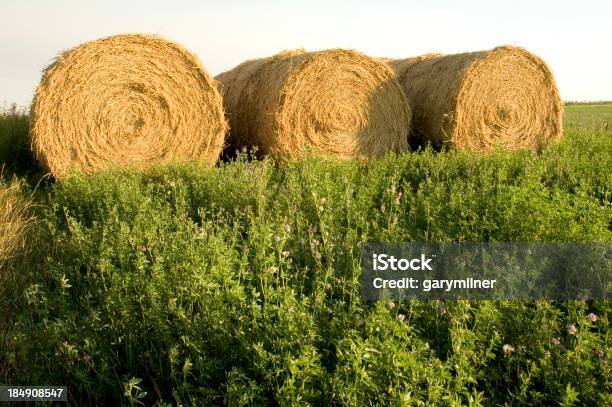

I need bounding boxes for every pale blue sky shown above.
[1,0,611,107]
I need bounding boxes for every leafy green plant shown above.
[0,104,610,405]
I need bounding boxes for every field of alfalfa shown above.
[0,103,610,405]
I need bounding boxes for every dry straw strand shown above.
[390,46,563,151]
[30,34,227,178]
[0,180,31,268]
[216,48,411,159]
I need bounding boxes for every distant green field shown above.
[564,103,612,133]
[0,104,610,405]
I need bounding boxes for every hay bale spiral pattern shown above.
[31,34,227,177]
[216,49,411,159]
[390,46,563,151]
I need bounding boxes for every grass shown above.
[0,104,610,405]
[0,177,32,281]
[0,180,31,265]
[0,105,38,178]
[564,103,612,133]
[0,177,32,388]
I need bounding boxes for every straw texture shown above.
[390,46,563,151]
[0,181,30,268]
[216,49,411,159]
[31,34,227,178]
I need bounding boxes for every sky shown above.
[1,0,611,108]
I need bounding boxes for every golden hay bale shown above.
[31,34,227,178]
[0,181,30,268]
[216,49,411,159]
[390,46,563,151]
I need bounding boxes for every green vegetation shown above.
[0,105,37,177]
[564,103,612,134]
[0,104,610,405]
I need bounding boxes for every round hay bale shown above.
[390,46,563,151]
[216,48,411,159]
[31,34,227,178]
